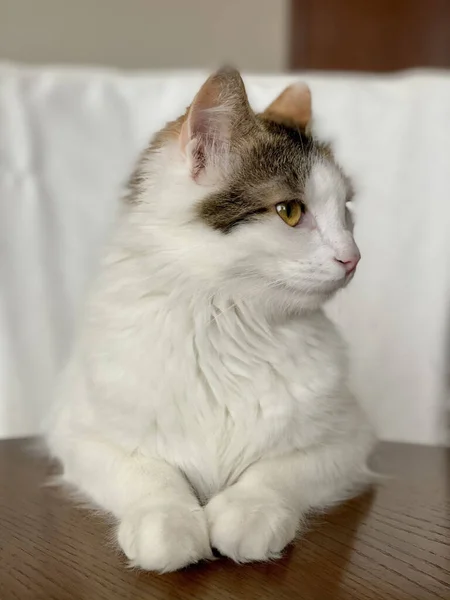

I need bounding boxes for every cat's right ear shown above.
[262,82,312,131]
[180,68,254,184]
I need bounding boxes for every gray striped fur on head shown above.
[198,116,332,233]
[125,69,338,233]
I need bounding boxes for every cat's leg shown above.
[58,439,212,572]
[205,434,374,563]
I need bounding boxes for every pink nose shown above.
[335,253,360,274]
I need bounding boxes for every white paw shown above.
[205,486,299,563]
[117,503,212,572]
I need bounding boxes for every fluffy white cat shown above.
[46,68,375,572]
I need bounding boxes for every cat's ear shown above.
[263,83,312,130]
[180,67,254,183]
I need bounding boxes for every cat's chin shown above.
[289,278,348,301]
[259,281,345,314]
[296,278,354,311]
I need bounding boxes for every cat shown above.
[46,68,375,572]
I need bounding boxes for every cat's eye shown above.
[276,200,303,227]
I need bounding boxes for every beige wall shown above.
[0,0,288,72]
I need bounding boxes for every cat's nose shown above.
[334,251,360,275]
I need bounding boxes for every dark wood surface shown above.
[1,439,449,600]
[290,0,450,72]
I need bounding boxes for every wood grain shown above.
[290,0,450,72]
[1,440,449,600]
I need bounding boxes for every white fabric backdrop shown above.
[1,64,449,444]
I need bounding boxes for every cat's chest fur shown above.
[80,296,347,502]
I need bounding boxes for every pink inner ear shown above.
[184,73,230,144]
[179,68,254,181]
[180,107,230,182]
[179,120,190,156]
[180,94,233,179]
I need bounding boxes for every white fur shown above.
[46,116,375,571]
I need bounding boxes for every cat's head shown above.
[130,68,359,312]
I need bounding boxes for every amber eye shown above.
[276,200,303,227]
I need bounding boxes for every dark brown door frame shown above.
[290,0,450,72]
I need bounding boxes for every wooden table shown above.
[1,439,449,600]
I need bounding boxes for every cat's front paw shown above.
[205,486,299,563]
[118,503,212,572]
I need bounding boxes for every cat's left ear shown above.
[262,82,312,130]
[180,67,255,183]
